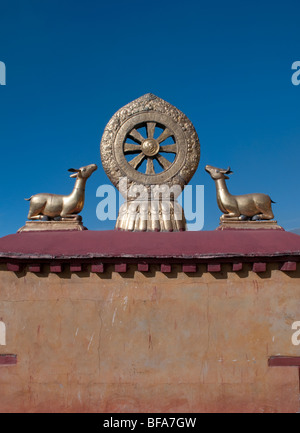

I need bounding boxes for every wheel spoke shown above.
[159,144,177,153]
[124,142,142,153]
[128,128,145,144]
[129,152,145,169]
[156,128,173,144]
[146,122,156,139]
[156,154,172,170]
[146,158,155,175]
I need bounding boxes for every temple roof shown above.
[0,229,299,261]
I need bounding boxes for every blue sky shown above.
[0,0,300,236]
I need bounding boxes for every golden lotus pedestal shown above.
[18,220,87,232]
[115,199,187,232]
[217,220,283,230]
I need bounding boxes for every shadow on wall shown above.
[2,262,300,281]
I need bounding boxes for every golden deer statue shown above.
[205,165,275,221]
[25,164,97,221]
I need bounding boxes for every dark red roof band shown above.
[0,230,299,260]
[0,230,299,273]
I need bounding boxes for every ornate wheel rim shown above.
[100,94,200,192]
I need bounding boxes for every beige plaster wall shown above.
[0,263,299,413]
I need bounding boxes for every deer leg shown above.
[28,215,47,220]
[220,212,241,221]
[27,210,49,221]
[60,215,82,221]
[252,211,274,221]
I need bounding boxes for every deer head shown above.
[205,165,233,180]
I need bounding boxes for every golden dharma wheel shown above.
[100,94,200,197]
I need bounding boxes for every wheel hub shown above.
[141,138,160,157]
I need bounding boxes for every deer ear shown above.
[224,167,233,174]
[68,168,80,178]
